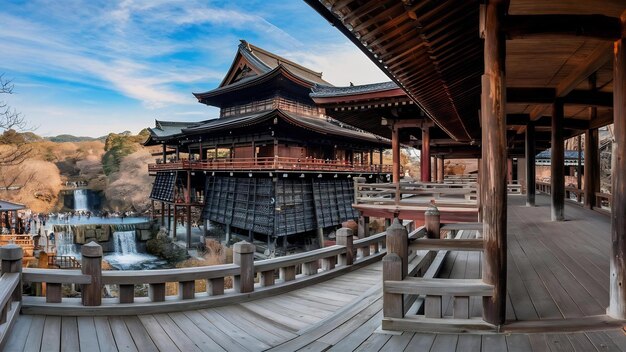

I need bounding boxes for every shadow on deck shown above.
[4,195,626,351]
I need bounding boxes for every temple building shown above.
[145,41,396,249]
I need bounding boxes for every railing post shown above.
[233,241,255,293]
[425,205,441,239]
[336,228,354,266]
[1,244,23,303]
[383,253,403,318]
[81,241,102,306]
[385,218,408,279]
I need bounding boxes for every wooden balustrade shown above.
[382,209,495,333]
[18,227,392,316]
[354,181,478,207]
[0,244,23,350]
[537,182,612,211]
[148,156,395,173]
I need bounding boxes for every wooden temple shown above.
[145,41,396,248]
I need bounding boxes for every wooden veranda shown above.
[3,196,625,351]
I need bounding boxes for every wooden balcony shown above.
[148,157,395,174]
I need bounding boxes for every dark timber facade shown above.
[145,41,394,247]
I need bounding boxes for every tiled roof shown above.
[310,81,399,98]
[536,150,583,160]
[0,200,26,211]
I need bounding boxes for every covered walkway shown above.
[5,195,624,351]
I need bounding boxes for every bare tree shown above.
[0,74,31,166]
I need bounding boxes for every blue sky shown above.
[0,0,389,137]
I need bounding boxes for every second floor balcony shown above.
[148,156,395,174]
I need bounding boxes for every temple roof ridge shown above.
[310,81,399,98]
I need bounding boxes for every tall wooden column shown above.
[186,171,192,248]
[584,74,600,209]
[584,128,600,208]
[577,135,582,190]
[481,0,507,326]
[432,156,438,183]
[162,143,167,162]
[526,122,536,206]
[437,157,444,182]
[421,127,431,182]
[609,25,626,319]
[551,100,565,221]
[507,158,513,183]
[392,124,401,183]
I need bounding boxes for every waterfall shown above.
[74,189,89,211]
[56,225,79,257]
[113,231,138,255]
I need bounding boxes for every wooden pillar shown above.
[584,128,600,208]
[526,122,536,206]
[81,242,102,306]
[186,206,192,249]
[233,241,255,293]
[432,156,438,183]
[609,25,626,319]
[172,205,177,240]
[577,135,582,190]
[424,205,441,239]
[386,218,408,279]
[551,100,565,221]
[437,157,444,182]
[391,124,401,183]
[317,227,324,248]
[481,0,507,326]
[160,202,165,226]
[162,143,166,162]
[336,228,354,266]
[0,244,23,303]
[167,204,171,231]
[421,127,431,182]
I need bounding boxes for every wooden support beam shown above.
[609,21,626,319]
[526,122,536,206]
[504,14,622,40]
[551,100,565,221]
[392,125,401,183]
[481,0,507,326]
[421,127,431,182]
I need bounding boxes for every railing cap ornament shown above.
[336,227,353,238]
[81,241,103,258]
[0,244,23,261]
[425,204,440,216]
[388,217,405,231]
[233,240,255,254]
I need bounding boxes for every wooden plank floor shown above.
[5,195,625,351]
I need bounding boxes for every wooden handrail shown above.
[22,269,91,284]
[101,263,240,285]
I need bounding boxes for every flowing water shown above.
[55,225,80,257]
[104,231,169,270]
[73,189,89,211]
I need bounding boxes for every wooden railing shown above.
[13,223,409,316]
[536,181,611,210]
[382,209,494,333]
[354,181,478,207]
[48,255,81,269]
[148,156,395,174]
[0,245,22,350]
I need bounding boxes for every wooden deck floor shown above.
[5,195,626,351]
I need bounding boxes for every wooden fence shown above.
[0,245,22,351]
[11,224,411,317]
[353,181,478,207]
[536,181,612,212]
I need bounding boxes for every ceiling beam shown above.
[556,42,613,97]
[507,88,612,107]
[504,15,622,40]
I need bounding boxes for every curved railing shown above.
[9,225,418,316]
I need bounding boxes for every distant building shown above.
[145,41,394,248]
